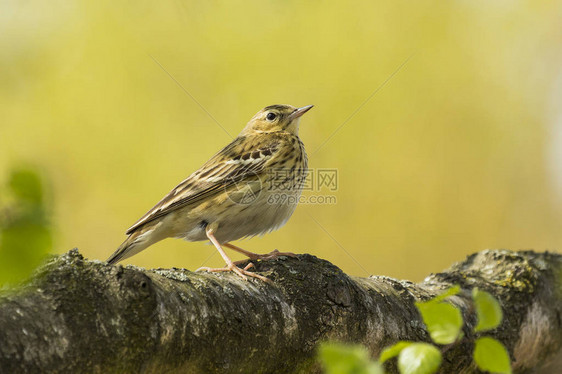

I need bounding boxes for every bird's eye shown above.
[266,112,277,121]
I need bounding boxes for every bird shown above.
[106,104,313,281]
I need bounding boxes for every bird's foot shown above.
[233,249,297,265]
[196,262,271,283]
[223,243,297,265]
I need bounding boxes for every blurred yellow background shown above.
[2,0,562,281]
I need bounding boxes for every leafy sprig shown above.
[318,286,512,374]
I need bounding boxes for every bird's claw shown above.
[233,249,297,266]
[196,263,270,283]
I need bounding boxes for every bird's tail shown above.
[106,226,160,265]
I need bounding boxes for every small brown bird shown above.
[107,104,312,281]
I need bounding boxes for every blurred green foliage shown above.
[473,288,503,333]
[397,343,441,374]
[379,342,413,364]
[319,342,383,374]
[473,337,512,374]
[0,167,52,286]
[415,286,462,345]
[320,286,511,374]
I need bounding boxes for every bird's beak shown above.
[289,105,314,121]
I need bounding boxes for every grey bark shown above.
[0,249,561,373]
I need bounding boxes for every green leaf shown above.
[472,288,503,332]
[319,342,384,374]
[473,337,512,374]
[431,285,461,303]
[398,343,442,374]
[0,167,52,286]
[8,168,44,205]
[416,300,463,344]
[379,341,412,363]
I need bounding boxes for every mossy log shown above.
[0,249,561,373]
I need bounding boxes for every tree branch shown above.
[0,249,561,373]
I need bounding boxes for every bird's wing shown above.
[125,137,280,234]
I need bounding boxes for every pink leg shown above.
[196,227,270,282]
[223,243,297,265]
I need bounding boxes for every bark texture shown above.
[0,249,561,373]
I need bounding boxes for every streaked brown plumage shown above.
[106,104,312,281]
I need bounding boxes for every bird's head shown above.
[241,104,313,136]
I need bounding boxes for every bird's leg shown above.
[223,243,297,266]
[196,227,270,282]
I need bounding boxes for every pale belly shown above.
[172,180,303,244]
